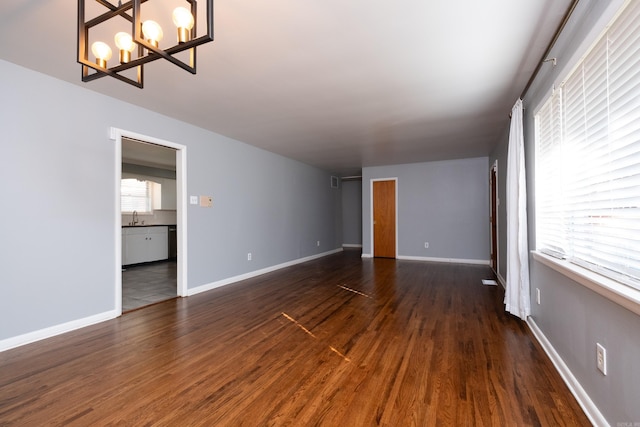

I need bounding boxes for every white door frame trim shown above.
[110,127,188,315]
[369,177,398,258]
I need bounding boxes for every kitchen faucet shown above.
[132,210,138,226]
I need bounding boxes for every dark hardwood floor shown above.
[0,249,589,426]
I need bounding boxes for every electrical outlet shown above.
[247,252,252,261]
[596,343,607,375]
[536,288,541,305]
[424,242,429,249]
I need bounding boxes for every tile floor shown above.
[122,261,177,312]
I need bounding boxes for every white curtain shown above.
[505,98,531,320]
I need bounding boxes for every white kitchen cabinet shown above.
[125,228,151,265]
[122,226,168,266]
[146,227,169,261]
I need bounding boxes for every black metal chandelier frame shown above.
[77,0,214,88]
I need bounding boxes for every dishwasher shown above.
[168,226,177,259]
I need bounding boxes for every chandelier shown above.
[77,0,214,88]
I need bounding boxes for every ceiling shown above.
[0,0,572,176]
[122,138,177,171]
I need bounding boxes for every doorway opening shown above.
[371,178,398,258]
[490,161,498,275]
[112,128,188,315]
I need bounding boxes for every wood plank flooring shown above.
[0,249,589,426]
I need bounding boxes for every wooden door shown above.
[490,168,498,272]
[373,180,396,258]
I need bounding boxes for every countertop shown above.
[122,224,177,228]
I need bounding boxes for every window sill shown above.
[532,251,640,317]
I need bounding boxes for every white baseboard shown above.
[527,317,608,427]
[342,244,363,248]
[187,248,344,296]
[397,255,490,265]
[0,310,117,353]
[361,254,488,265]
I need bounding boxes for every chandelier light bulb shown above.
[115,32,135,51]
[142,20,163,48]
[173,7,194,43]
[114,32,135,64]
[91,41,112,68]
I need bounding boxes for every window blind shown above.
[535,88,565,258]
[535,0,640,290]
[121,178,152,213]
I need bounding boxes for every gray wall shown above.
[362,157,489,261]
[530,261,640,423]
[341,179,362,246]
[490,0,640,423]
[0,59,341,343]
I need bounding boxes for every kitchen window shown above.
[121,178,162,213]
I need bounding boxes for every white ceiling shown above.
[0,0,572,176]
